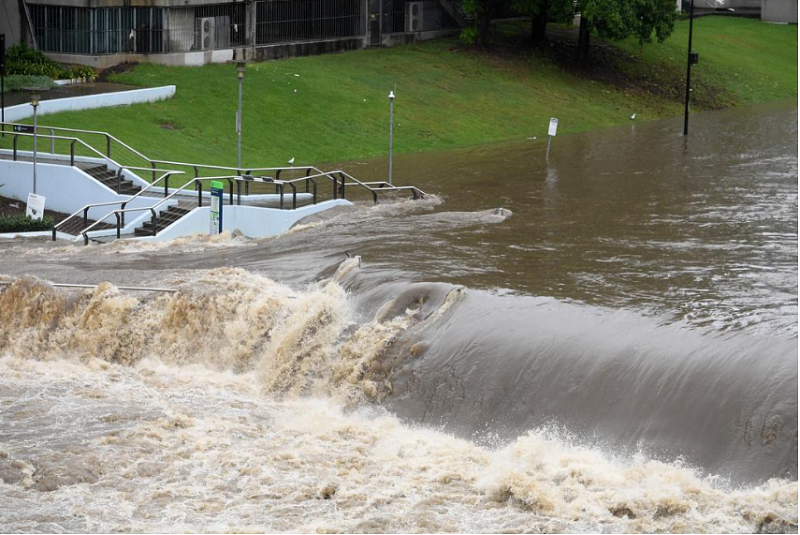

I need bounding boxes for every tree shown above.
[460,0,502,47]
[577,0,677,65]
[511,0,574,43]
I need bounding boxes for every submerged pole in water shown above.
[546,117,558,160]
[388,90,395,185]
[683,0,697,136]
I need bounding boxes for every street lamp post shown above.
[683,0,698,136]
[230,58,251,170]
[25,87,47,194]
[388,90,395,185]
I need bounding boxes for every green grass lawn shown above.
[614,15,798,108]
[4,16,796,173]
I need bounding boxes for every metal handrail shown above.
[1,121,152,168]
[2,123,427,202]
[52,200,128,241]
[80,175,239,244]
[51,171,183,240]
[5,131,148,186]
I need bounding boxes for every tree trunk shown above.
[577,15,590,66]
[478,0,493,47]
[531,0,550,43]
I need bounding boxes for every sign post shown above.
[546,117,558,160]
[209,180,224,235]
[26,193,45,221]
[1,34,5,138]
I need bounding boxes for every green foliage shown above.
[1,75,58,93]
[5,44,97,81]
[71,65,97,81]
[580,0,676,45]
[512,0,573,24]
[6,44,71,78]
[0,214,54,233]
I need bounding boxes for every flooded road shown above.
[0,101,796,532]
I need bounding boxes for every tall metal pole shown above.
[388,90,394,185]
[237,74,243,170]
[1,34,5,138]
[683,0,695,136]
[32,102,38,194]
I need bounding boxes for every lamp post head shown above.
[229,59,252,80]
[24,86,48,107]
[388,91,395,100]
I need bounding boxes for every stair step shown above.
[165,207,190,215]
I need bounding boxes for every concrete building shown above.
[761,0,798,22]
[2,0,464,67]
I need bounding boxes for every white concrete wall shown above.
[3,86,176,122]
[1,149,152,189]
[0,158,176,230]
[762,0,798,21]
[133,200,352,242]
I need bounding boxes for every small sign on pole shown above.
[546,117,558,160]
[26,193,45,221]
[209,180,224,235]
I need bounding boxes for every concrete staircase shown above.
[82,165,142,195]
[134,201,194,237]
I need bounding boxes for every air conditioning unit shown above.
[405,2,424,32]
[195,17,216,50]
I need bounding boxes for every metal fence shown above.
[381,0,459,34]
[28,0,459,55]
[255,0,365,45]
[29,3,246,55]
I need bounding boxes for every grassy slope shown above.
[7,16,796,169]
[614,16,798,107]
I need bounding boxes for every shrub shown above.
[71,65,97,81]
[1,75,58,93]
[6,43,71,79]
[0,214,55,233]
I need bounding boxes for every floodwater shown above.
[0,100,796,532]
[2,82,140,107]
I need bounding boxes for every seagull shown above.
[630,113,636,120]
[287,157,295,166]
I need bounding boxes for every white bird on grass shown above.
[287,157,295,166]
[630,113,636,120]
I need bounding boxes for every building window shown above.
[255,0,365,45]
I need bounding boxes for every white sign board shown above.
[548,117,559,137]
[26,193,46,221]
[210,194,220,236]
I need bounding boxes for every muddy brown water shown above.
[2,82,140,107]
[0,100,796,532]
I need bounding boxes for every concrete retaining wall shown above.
[762,0,798,22]
[133,200,352,242]
[2,86,176,122]
[45,50,234,69]
[0,158,177,234]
